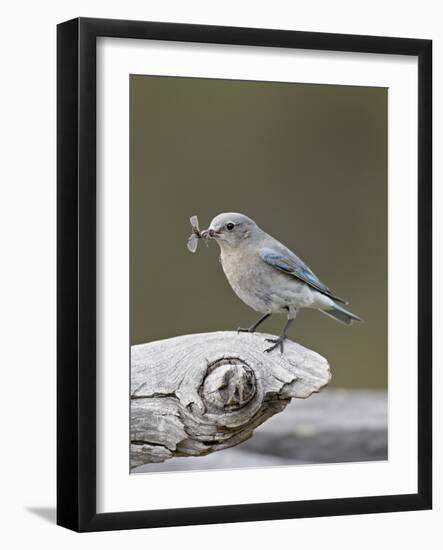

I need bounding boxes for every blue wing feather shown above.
[259,246,347,304]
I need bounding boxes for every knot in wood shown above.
[201,358,256,412]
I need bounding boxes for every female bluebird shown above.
[201,212,361,353]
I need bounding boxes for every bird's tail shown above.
[320,303,362,325]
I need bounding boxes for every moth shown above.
[187,215,206,253]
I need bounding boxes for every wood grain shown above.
[131,331,331,468]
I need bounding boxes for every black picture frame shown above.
[57,17,432,532]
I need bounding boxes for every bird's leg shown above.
[237,313,271,334]
[265,312,294,353]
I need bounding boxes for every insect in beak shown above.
[186,215,210,253]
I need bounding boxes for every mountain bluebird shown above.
[201,212,361,353]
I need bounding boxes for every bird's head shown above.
[202,212,259,248]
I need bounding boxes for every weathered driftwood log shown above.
[131,331,331,468]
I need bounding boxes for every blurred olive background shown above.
[130,75,387,389]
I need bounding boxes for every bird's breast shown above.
[220,249,281,313]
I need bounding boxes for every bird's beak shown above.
[201,228,219,239]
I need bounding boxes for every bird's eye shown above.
[226,222,235,231]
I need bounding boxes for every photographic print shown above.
[57,18,431,531]
[130,75,388,473]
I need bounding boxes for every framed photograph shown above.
[57,17,432,532]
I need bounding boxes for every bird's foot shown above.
[264,336,285,354]
[236,326,255,334]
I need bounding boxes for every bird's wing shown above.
[259,246,347,304]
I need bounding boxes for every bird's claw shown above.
[264,337,285,353]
